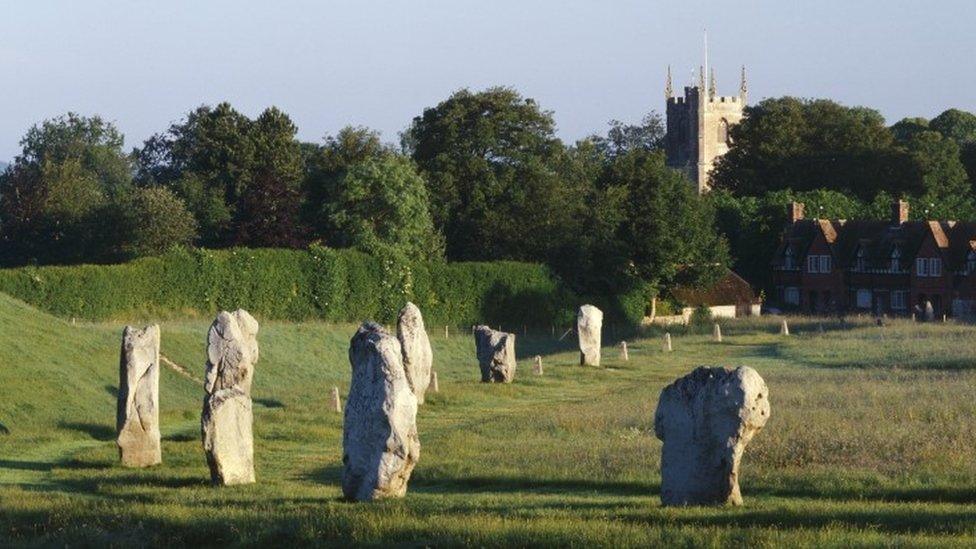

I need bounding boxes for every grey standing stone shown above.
[654,366,770,506]
[577,305,603,366]
[474,325,516,383]
[664,332,673,352]
[343,322,420,501]
[397,302,433,404]
[202,309,259,486]
[924,301,935,322]
[117,324,162,467]
[780,319,790,336]
[713,323,722,342]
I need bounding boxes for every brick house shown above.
[771,200,976,318]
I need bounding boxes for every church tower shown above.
[665,64,747,193]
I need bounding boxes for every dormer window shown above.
[854,247,866,271]
[889,247,901,272]
[784,245,796,269]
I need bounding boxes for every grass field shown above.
[3,292,976,547]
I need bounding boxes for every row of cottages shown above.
[771,200,976,318]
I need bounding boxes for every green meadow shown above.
[2,292,976,547]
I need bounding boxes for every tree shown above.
[302,126,392,241]
[328,155,443,261]
[712,97,917,199]
[405,87,567,260]
[616,150,728,288]
[589,113,665,159]
[120,187,198,257]
[0,114,133,265]
[929,109,976,145]
[134,103,305,247]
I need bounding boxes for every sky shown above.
[0,0,973,160]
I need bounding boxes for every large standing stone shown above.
[202,309,259,486]
[653,366,770,506]
[397,302,433,404]
[577,305,603,366]
[473,325,516,383]
[116,324,162,467]
[343,322,420,501]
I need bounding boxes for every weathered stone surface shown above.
[202,309,259,486]
[713,323,722,342]
[343,322,420,501]
[473,326,516,383]
[577,305,603,366]
[924,301,935,322]
[664,332,673,352]
[117,325,162,467]
[780,319,790,336]
[397,302,433,404]
[654,366,770,506]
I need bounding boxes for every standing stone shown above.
[202,309,259,486]
[117,325,162,467]
[330,386,342,413]
[474,325,517,383]
[577,305,603,366]
[430,371,439,393]
[533,355,543,375]
[397,302,433,404]
[924,301,935,322]
[654,366,770,506]
[343,322,420,501]
[664,332,673,352]
[713,323,722,343]
[620,341,629,361]
[780,319,790,336]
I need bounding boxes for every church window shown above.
[717,119,730,145]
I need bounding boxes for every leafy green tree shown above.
[120,187,198,257]
[902,130,970,206]
[712,97,917,199]
[302,126,392,241]
[0,114,133,265]
[589,113,665,158]
[405,87,567,260]
[616,150,728,288]
[929,109,976,144]
[135,103,305,247]
[328,155,443,261]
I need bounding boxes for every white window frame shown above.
[930,258,942,277]
[856,289,872,309]
[916,257,928,276]
[891,290,907,310]
[819,255,831,273]
[784,287,800,305]
[807,255,818,273]
[854,247,866,271]
[784,245,796,270]
[890,248,901,272]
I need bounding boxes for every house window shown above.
[890,247,901,272]
[856,289,872,309]
[968,251,976,274]
[784,245,796,270]
[784,287,800,305]
[854,247,866,271]
[819,255,831,273]
[917,257,942,277]
[891,290,907,310]
[807,255,818,273]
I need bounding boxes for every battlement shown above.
[709,96,740,103]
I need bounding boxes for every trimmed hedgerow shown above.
[0,247,623,326]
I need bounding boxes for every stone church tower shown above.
[665,65,747,193]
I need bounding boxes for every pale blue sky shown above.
[0,0,973,160]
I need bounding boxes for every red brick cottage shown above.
[771,201,976,318]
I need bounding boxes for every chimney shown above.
[788,202,805,223]
[892,199,909,225]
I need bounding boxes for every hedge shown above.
[0,246,654,327]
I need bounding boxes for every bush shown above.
[0,247,606,326]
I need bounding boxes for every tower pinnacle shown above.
[665,65,673,100]
[709,67,717,99]
[739,65,748,100]
[698,65,705,92]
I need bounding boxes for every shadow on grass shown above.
[0,459,53,472]
[756,484,976,505]
[104,385,118,398]
[58,421,115,441]
[0,421,9,435]
[411,474,656,497]
[254,398,285,409]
